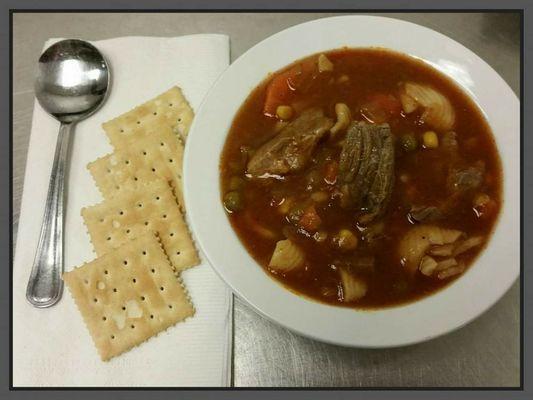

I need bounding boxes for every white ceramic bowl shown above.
[184,15,519,347]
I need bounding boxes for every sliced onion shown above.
[402,82,455,131]
[399,225,445,274]
[269,239,305,272]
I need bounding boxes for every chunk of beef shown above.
[246,108,333,177]
[338,121,395,224]
[447,161,485,193]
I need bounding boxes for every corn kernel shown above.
[334,229,358,251]
[276,105,293,121]
[423,131,439,148]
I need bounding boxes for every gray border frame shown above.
[4,0,530,398]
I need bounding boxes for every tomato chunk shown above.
[361,93,401,123]
[299,204,322,232]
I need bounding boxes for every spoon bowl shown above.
[27,39,110,308]
[35,39,110,122]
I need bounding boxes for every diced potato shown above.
[269,239,305,272]
[318,53,334,72]
[419,255,438,276]
[330,103,352,135]
[423,131,439,148]
[333,229,358,252]
[276,105,293,121]
[339,269,367,302]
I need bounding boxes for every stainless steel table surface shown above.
[12,12,520,387]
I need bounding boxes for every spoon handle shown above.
[26,122,73,308]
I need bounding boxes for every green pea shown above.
[400,134,418,152]
[223,191,243,213]
[288,205,304,224]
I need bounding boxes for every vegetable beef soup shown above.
[220,48,502,309]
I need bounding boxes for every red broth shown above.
[220,48,502,309]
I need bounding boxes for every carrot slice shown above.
[263,62,316,117]
[299,205,322,232]
[263,66,300,117]
[361,94,402,123]
[368,94,402,115]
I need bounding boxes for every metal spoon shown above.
[26,39,110,308]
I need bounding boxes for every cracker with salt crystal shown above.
[63,233,194,361]
[87,126,185,207]
[103,86,194,148]
[82,179,199,272]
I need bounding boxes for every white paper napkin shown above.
[13,34,232,387]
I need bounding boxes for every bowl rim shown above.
[184,15,520,348]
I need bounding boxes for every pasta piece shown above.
[339,269,367,302]
[399,225,444,274]
[441,229,464,244]
[453,236,484,256]
[437,263,465,280]
[435,257,458,272]
[419,255,438,276]
[401,82,455,131]
[269,239,305,272]
[398,225,464,274]
[400,92,418,113]
[428,243,455,257]
[330,103,352,135]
